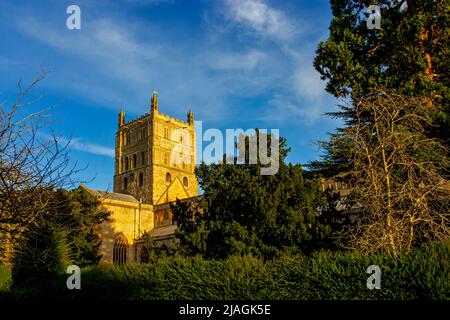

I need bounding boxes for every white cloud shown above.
[39,133,114,158]
[14,2,328,126]
[62,136,115,158]
[292,63,326,101]
[224,0,296,40]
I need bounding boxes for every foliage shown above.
[6,240,447,300]
[9,188,109,292]
[140,231,175,261]
[0,265,11,292]
[48,188,110,266]
[172,133,331,259]
[11,224,72,289]
[312,0,450,175]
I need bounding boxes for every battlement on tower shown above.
[113,90,198,205]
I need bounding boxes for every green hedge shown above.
[64,241,449,300]
[0,265,11,292]
[2,241,449,300]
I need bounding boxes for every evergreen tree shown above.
[49,188,110,266]
[312,0,449,175]
[12,188,109,290]
[172,133,331,259]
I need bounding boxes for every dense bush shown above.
[0,265,11,292]
[1,241,448,300]
[37,241,449,300]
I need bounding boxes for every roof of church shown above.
[150,224,177,240]
[79,184,140,203]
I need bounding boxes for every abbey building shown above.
[81,91,198,264]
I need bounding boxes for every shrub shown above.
[0,265,11,292]
[11,224,72,293]
[6,241,450,300]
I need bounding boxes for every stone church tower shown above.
[113,91,198,205]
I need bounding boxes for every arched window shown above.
[125,157,129,171]
[183,177,188,187]
[139,172,143,187]
[133,154,137,169]
[140,247,150,264]
[113,235,128,265]
[165,172,171,184]
[124,177,128,190]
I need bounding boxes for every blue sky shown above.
[0,0,340,191]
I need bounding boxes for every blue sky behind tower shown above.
[0,0,340,190]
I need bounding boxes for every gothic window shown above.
[164,127,169,139]
[125,157,129,171]
[163,153,168,166]
[183,177,188,188]
[113,235,128,265]
[139,172,143,187]
[133,154,137,168]
[124,177,128,190]
[166,172,171,184]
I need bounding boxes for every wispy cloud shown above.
[13,0,332,125]
[223,0,297,41]
[207,50,265,71]
[60,136,115,158]
[38,131,114,158]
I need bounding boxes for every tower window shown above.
[139,173,143,187]
[166,172,171,184]
[124,177,128,190]
[113,235,128,265]
[133,154,137,168]
[183,177,188,187]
